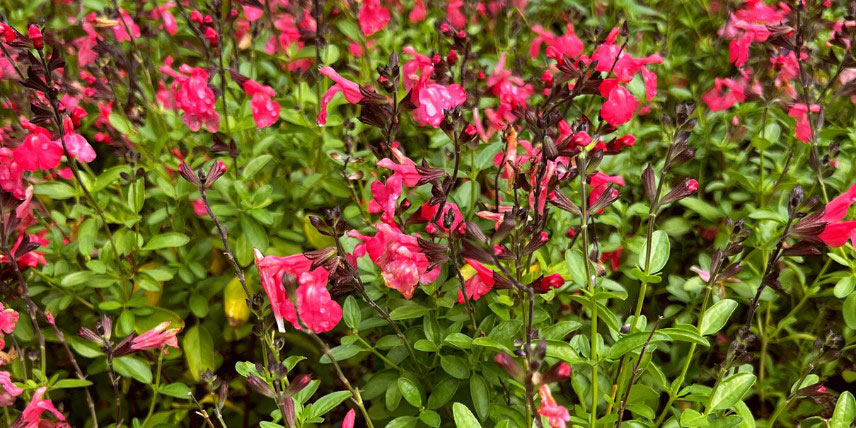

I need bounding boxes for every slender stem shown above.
[617,316,663,427]
[354,335,405,371]
[199,188,253,303]
[41,312,99,427]
[106,353,123,426]
[578,152,599,427]
[307,331,375,428]
[143,352,165,426]
[190,392,218,428]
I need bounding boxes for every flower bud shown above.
[204,160,227,189]
[179,162,201,186]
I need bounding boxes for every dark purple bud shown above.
[247,375,275,398]
[179,162,201,186]
[204,161,228,189]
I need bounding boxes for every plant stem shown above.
[143,352,165,426]
[578,151,598,427]
[190,392,218,428]
[307,332,375,428]
[617,316,663,427]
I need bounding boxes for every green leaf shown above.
[159,382,192,399]
[427,378,459,409]
[444,332,473,349]
[52,379,93,389]
[389,303,429,320]
[440,355,470,379]
[709,373,755,411]
[830,391,856,428]
[114,356,153,384]
[844,293,856,329]
[307,390,352,420]
[143,233,190,250]
[343,296,361,329]
[397,376,423,408]
[386,416,418,428]
[183,325,215,382]
[78,218,97,257]
[661,326,709,347]
[606,331,670,359]
[833,276,855,299]
[541,321,582,340]
[419,410,441,428]
[414,339,439,352]
[680,409,709,427]
[470,374,489,420]
[35,182,77,200]
[452,402,483,428]
[242,154,273,179]
[637,230,670,274]
[700,299,738,336]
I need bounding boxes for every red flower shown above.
[530,25,584,64]
[538,385,570,428]
[413,81,467,127]
[15,121,62,171]
[409,0,426,22]
[343,409,356,428]
[358,0,390,36]
[368,174,403,224]
[599,82,637,127]
[131,322,180,353]
[420,202,464,234]
[112,8,141,42]
[0,302,19,353]
[788,103,821,143]
[349,223,441,299]
[538,274,565,292]
[317,67,365,125]
[818,183,856,247]
[701,78,746,112]
[161,64,220,132]
[242,79,281,128]
[27,25,42,49]
[16,386,69,427]
[0,371,22,397]
[152,3,178,35]
[0,234,47,270]
[589,172,625,213]
[377,147,420,186]
[55,116,96,163]
[254,250,341,332]
[600,248,623,271]
[457,259,495,303]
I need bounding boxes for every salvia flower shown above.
[818,183,856,247]
[12,386,69,428]
[242,79,281,129]
[368,174,403,224]
[358,0,391,36]
[112,8,141,42]
[530,25,584,64]
[599,81,638,127]
[0,370,23,397]
[15,120,62,171]
[131,321,181,354]
[457,259,496,303]
[343,409,356,428]
[318,67,365,126]
[788,103,821,143]
[161,64,220,132]
[349,223,440,299]
[701,77,746,112]
[27,25,42,50]
[253,250,342,332]
[54,116,96,163]
[537,384,570,428]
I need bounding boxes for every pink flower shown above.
[377,158,420,187]
[152,3,178,35]
[317,67,365,126]
[161,64,220,132]
[788,103,821,143]
[530,25,584,64]
[457,259,495,303]
[28,25,42,50]
[409,0,426,22]
[538,385,570,428]
[131,322,180,354]
[242,5,264,21]
[0,234,47,270]
[701,78,746,112]
[0,371,22,397]
[0,150,27,199]
[420,202,464,235]
[487,53,534,123]
[599,83,637,127]
[349,223,440,299]
[253,250,341,332]
[358,0,390,36]
[591,27,663,84]
[529,160,556,216]
[343,409,356,428]
[55,116,96,163]
[729,32,754,67]
[600,248,623,271]
[368,174,403,224]
[819,183,856,247]
[112,8,141,42]
[589,172,625,211]
[15,121,62,172]
[192,199,208,217]
[537,274,564,292]
[413,82,467,127]
[447,0,467,29]
[0,303,18,336]
[17,387,68,427]
[242,79,281,128]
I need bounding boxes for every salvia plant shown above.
[0,0,855,427]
